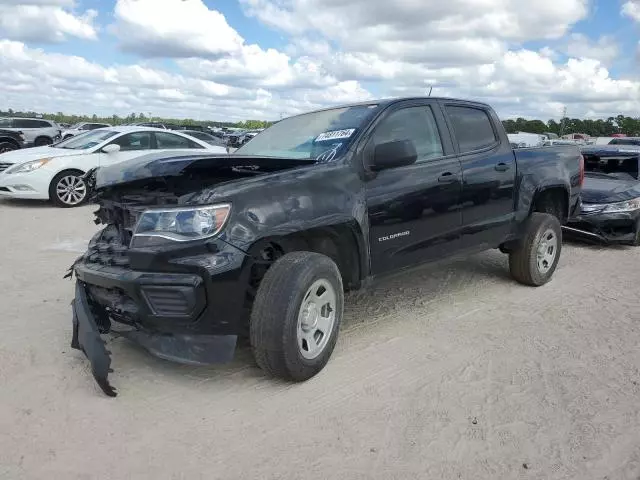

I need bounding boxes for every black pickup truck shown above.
[69,97,583,396]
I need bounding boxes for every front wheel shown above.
[509,213,562,286]
[250,251,344,381]
[49,170,88,207]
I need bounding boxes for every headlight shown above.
[582,197,640,214]
[5,158,52,174]
[132,204,231,245]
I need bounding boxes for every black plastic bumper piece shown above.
[114,329,237,366]
[71,281,117,397]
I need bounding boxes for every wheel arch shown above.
[530,186,569,223]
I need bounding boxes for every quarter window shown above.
[445,106,497,153]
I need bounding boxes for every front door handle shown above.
[495,162,511,172]
[438,172,457,183]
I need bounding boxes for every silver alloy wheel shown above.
[536,228,558,274]
[56,175,87,206]
[296,279,337,360]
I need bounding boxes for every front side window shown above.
[446,106,497,153]
[0,118,13,128]
[109,132,153,151]
[56,130,118,150]
[369,106,444,162]
[155,132,203,149]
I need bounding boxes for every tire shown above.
[0,141,18,153]
[35,136,53,146]
[49,170,88,208]
[250,251,344,381]
[509,213,562,286]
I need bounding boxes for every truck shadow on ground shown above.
[104,249,518,388]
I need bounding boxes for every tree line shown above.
[502,116,640,137]
[1,108,639,137]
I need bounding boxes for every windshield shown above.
[0,118,12,127]
[69,123,84,130]
[235,104,379,159]
[54,130,118,150]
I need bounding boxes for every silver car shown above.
[0,117,62,147]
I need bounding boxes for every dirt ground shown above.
[1,198,639,480]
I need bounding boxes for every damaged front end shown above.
[67,153,310,396]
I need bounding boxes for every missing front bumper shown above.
[71,281,238,397]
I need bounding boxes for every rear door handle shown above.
[438,172,457,183]
[495,163,510,172]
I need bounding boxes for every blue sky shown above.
[0,0,638,121]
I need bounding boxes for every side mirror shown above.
[371,139,418,171]
[102,144,121,154]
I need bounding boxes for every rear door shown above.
[365,101,463,275]
[11,119,40,143]
[442,103,517,249]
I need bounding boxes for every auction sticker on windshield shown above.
[315,129,356,142]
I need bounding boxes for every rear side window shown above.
[155,132,204,149]
[12,119,42,128]
[446,106,497,153]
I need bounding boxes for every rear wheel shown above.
[509,213,562,286]
[0,141,18,153]
[49,170,88,208]
[250,251,343,381]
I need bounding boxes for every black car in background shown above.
[180,129,226,148]
[565,145,640,245]
[0,128,25,154]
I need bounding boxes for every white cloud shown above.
[0,1,97,42]
[622,1,640,22]
[564,34,619,65]
[112,0,244,58]
[241,0,589,64]
[0,40,372,121]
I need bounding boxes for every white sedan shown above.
[0,126,226,207]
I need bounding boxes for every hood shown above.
[0,145,87,165]
[582,174,640,203]
[95,152,317,189]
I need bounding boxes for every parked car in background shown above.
[507,132,545,148]
[67,97,583,395]
[180,130,226,148]
[565,145,640,245]
[226,130,261,152]
[0,128,25,153]
[61,122,112,140]
[609,137,640,146]
[0,117,61,146]
[0,126,226,207]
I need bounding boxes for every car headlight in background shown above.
[5,158,52,174]
[582,197,640,214]
[132,204,231,246]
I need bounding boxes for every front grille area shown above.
[84,225,131,268]
[0,163,12,172]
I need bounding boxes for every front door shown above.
[365,103,463,275]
